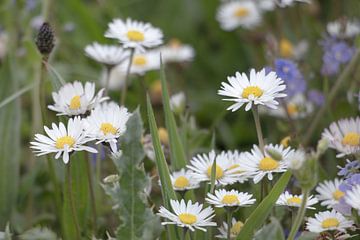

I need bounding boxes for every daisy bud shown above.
[294,153,318,190]
[265,147,283,161]
[35,22,55,57]
[316,138,329,156]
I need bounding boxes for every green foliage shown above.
[19,227,58,240]
[254,218,285,240]
[103,110,162,240]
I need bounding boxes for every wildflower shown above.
[279,38,308,60]
[160,39,195,63]
[306,210,353,233]
[84,42,129,66]
[48,81,108,116]
[316,179,345,209]
[35,22,55,57]
[345,184,360,214]
[327,19,360,39]
[276,191,318,209]
[169,168,200,191]
[170,92,186,114]
[30,117,97,164]
[285,149,306,170]
[334,174,360,215]
[218,68,286,112]
[206,189,256,208]
[105,18,163,52]
[322,117,360,158]
[307,89,325,107]
[338,159,360,178]
[216,218,244,239]
[157,199,216,232]
[119,50,160,75]
[84,102,130,153]
[216,0,262,31]
[276,0,311,8]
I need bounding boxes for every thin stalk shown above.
[121,48,135,105]
[287,190,309,240]
[182,227,187,240]
[85,157,97,232]
[251,106,265,152]
[67,162,81,240]
[104,65,112,96]
[189,231,194,240]
[227,210,233,240]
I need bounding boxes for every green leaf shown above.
[238,171,292,240]
[254,217,285,240]
[103,110,162,240]
[159,61,187,170]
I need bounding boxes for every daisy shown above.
[30,117,97,164]
[119,50,160,75]
[206,189,256,208]
[276,0,311,8]
[306,210,353,233]
[218,68,286,112]
[157,199,216,232]
[241,144,289,183]
[257,0,276,11]
[284,148,306,170]
[48,81,108,116]
[327,20,360,39]
[223,150,251,183]
[216,218,244,239]
[84,42,129,66]
[187,150,244,186]
[169,168,200,191]
[160,39,195,63]
[276,191,318,209]
[105,18,163,52]
[322,117,360,158]
[216,0,262,31]
[84,102,130,153]
[345,184,360,213]
[316,179,345,209]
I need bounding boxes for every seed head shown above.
[35,22,55,56]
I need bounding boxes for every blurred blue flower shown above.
[307,89,325,106]
[338,159,360,178]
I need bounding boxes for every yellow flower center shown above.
[174,176,189,188]
[126,30,145,42]
[169,38,181,48]
[69,95,81,110]
[230,221,244,235]
[133,56,147,66]
[178,213,197,224]
[259,157,279,171]
[279,38,294,58]
[342,132,360,146]
[280,136,291,147]
[287,196,302,205]
[287,103,299,116]
[206,164,224,180]
[321,218,339,228]
[333,190,345,201]
[242,86,263,99]
[222,194,239,205]
[56,136,75,149]
[234,7,249,17]
[158,127,169,145]
[100,123,117,135]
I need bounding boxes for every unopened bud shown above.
[316,138,329,156]
[265,147,283,161]
[294,153,318,190]
[35,22,55,56]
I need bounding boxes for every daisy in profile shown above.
[216,218,244,239]
[160,39,195,63]
[316,179,345,209]
[30,117,97,164]
[48,81,108,116]
[345,184,360,213]
[84,42,129,67]
[105,18,163,52]
[216,0,262,31]
[221,150,250,183]
[276,191,318,209]
[218,68,286,112]
[306,210,353,233]
[169,168,200,192]
[157,199,216,232]
[322,117,360,157]
[327,19,360,39]
[241,144,289,183]
[120,50,160,75]
[206,189,256,208]
[84,102,130,153]
[187,150,244,186]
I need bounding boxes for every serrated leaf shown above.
[254,217,285,240]
[238,171,292,240]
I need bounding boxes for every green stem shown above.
[227,210,233,240]
[67,162,81,240]
[287,190,309,240]
[251,106,265,152]
[85,157,97,232]
[121,48,135,105]
[182,227,187,240]
[104,65,112,96]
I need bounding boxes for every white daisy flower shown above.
[240,144,289,183]
[345,184,360,214]
[157,199,216,232]
[216,218,244,239]
[284,148,306,170]
[327,20,360,39]
[276,0,311,8]
[169,168,200,191]
[84,42,129,66]
[160,39,195,63]
[206,189,256,208]
[105,18,163,52]
[224,150,251,183]
[120,50,160,75]
[322,117,360,158]
[84,102,130,153]
[276,191,318,209]
[30,117,97,164]
[216,0,262,31]
[48,81,108,116]
[187,150,244,186]
[316,179,345,209]
[257,0,276,11]
[170,92,186,114]
[218,68,286,112]
[306,210,353,233]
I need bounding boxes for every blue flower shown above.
[338,159,360,178]
[307,90,325,106]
